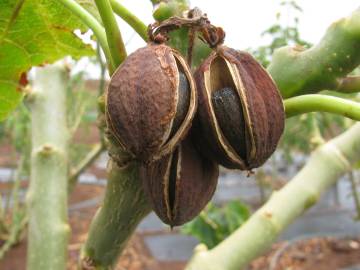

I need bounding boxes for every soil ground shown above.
[1,184,360,270]
[0,184,185,270]
[1,129,360,270]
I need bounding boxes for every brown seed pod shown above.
[106,43,197,163]
[141,137,219,226]
[194,46,285,170]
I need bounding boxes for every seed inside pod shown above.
[194,46,285,170]
[212,87,246,161]
[169,70,191,138]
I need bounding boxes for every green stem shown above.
[97,44,107,96]
[185,123,360,270]
[58,0,115,73]
[308,113,325,148]
[80,161,151,269]
[26,62,70,270]
[284,94,360,120]
[349,172,360,219]
[95,0,127,70]
[110,0,148,42]
[268,8,360,98]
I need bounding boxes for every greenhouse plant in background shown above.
[0,0,360,270]
[181,200,251,249]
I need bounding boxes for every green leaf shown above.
[224,201,250,232]
[181,212,219,249]
[181,201,251,248]
[0,0,94,121]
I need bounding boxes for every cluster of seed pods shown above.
[106,12,284,227]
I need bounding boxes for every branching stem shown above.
[268,8,360,97]
[186,123,360,270]
[110,0,148,42]
[94,0,127,70]
[68,143,105,192]
[284,94,360,120]
[58,0,115,73]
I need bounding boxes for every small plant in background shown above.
[250,0,311,68]
[66,64,105,191]
[181,200,250,248]
[250,0,329,158]
[0,157,27,260]
[0,104,30,259]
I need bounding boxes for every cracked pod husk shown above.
[194,46,285,170]
[106,43,197,163]
[141,137,219,226]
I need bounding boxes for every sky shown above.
[117,0,359,51]
[71,0,360,77]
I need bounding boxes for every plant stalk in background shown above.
[268,8,360,98]
[26,63,70,270]
[185,123,360,270]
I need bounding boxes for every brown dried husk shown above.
[141,136,219,226]
[194,46,285,170]
[106,43,197,163]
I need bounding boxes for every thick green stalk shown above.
[58,0,115,73]
[95,0,127,69]
[79,160,151,269]
[110,0,148,42]
[284,94,360,120]
[268,8,360,98]
[185,123,360,270]
[26,63,70,270]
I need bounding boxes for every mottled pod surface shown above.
[194,46,285,170]
[106,43,197,162]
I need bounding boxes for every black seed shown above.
[212,87,247,160]
[170,72,190,138]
